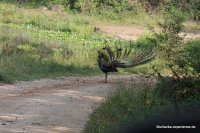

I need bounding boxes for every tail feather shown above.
[106,47,114,61]
[116,48,122,59]
[98,44,156,70]
[124,46,132,58]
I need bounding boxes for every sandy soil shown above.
[0,75,154,133]
[98,25,200,40]
[97,25,146,40]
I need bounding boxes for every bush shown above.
[83,80,159,133]
[185,40,200,73]
[108,102,200,133]
[83,79,200,133]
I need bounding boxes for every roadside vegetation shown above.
[0,0,200,132]
[83,1,200,133]
[0,2,156,82]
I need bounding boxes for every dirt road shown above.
[0,75,143,133]
[98,25,200,40]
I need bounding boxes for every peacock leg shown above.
[105,73,108,83]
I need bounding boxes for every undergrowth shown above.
[0,28,101,82]
[83,76,200,133]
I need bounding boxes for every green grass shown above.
[83,83,156,133]
[0,3,158,28]
[0,3,199,83]
[184,39,200,73]
[0,27,102,82]
[0,3,97,35]
[83,82,168,133]
[0,3,130,83]
[0,7,155,83]
[83,78,200,133]
[0,24,133,83]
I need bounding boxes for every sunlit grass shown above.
[183,21,200,31]
[0,3,199,83]
[0,28,101,82]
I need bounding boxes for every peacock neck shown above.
[97,56,103,69]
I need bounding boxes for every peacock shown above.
[97,45,155,83]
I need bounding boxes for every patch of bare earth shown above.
[97,25,146,40]
[97,25,200,40]
[0,75,155,133]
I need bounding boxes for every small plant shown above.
[153,1,200,113]
[83,80,157,133]
[155,2,186,64]
[185,40,200,73]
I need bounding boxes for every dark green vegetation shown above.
[84,81,158,133]
[84,81,200,133]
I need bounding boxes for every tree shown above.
[153,1,188,113]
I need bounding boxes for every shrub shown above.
[84,80,200,133]
[185,40,200,73]
[83,81,158,133]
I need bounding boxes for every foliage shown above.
[1,0,199,24]
[138,0,162,11]
[152,1,200,113]
[184,40,200,73]
[108,101,200,133]
[83,80,200,133]
[155,76,200,106]
[151,1,200,75]
[0,28,102,82]
[152,1,189,76]
[172,0,200,22]
[83,81,158,133]
[156,2,186,59]
[138,0,200,22]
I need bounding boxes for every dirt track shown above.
[0,75,148,133]
[98,25,200,40]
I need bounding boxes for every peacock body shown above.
[97,45,155,82]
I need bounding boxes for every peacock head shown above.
[98,53,104,59]
[97,50,103,57]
